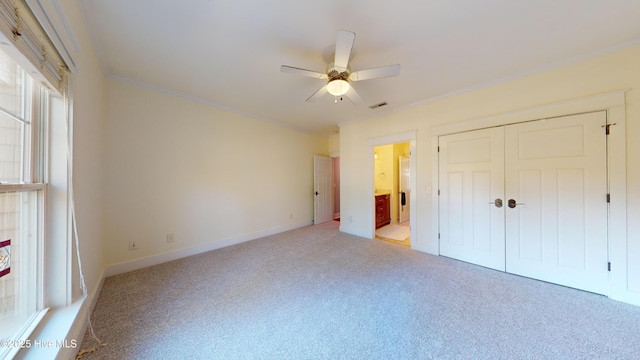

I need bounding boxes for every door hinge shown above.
[438,233,440,239]
[607,194,611,203]
[608,262,611,271]
[438,190,440,196]
[603,123,617,135]
[437,146,440,152]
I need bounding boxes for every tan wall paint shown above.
[104,79,328,266]
[59,0,107,300]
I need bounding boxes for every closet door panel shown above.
[504,112,608,295]
[439,127,505,271]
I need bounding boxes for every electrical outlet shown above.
[166,233,175,243]
[129,241,138,250]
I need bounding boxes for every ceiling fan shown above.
[281,30,400,105]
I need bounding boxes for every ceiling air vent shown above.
[369,102,388,109]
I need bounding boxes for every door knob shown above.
[315,191,319,196]
[508,199,526,208]
[489,199,503,208]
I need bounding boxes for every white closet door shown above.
[504,112,609,294]
[439,127,505,271]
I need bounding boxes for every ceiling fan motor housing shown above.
[327,63,349,81]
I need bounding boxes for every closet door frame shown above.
[431,91,631,304]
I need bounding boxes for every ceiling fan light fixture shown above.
[326,79,350,96]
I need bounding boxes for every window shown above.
[0,47,47,357]
[0,1,72,357]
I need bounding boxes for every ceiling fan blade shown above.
[306,84,328,102]
[334,30,355,69]
[344,85,363,105]
[281,65,328,79]
[349,64,400,81]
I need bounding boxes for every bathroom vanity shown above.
[375,193,391,229]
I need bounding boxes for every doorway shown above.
[313,155,333,225]
[438,111,609,294]
[332,157,340,221]
[374,142,411,247]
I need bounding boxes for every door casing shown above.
[314,155,333,225]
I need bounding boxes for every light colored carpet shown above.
[78,221,640,359]
[375,224,410,241]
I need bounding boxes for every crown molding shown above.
[339,37,640,129]
[106,74,325,137]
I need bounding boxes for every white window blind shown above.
[0,0,68,94]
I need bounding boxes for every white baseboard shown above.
[105,221,313,277]
[339,224,372,239]
[411,243,438,256]
[63,269,106,359]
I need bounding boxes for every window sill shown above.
[13,297,87,360]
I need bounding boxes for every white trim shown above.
[367,130,417,147]
[26,0,80,73]
[431,90,634,305]
[17,268,105,359]
[45,93,72,308]
[431,90,628,136]
[365,131,417,249]
[18,299,81,360]
[107,75,320,137]
[1,308,48,359]
[607,105,635,305]
[0,183,46,192]
[104,221,313,277]
[63,268,105,360]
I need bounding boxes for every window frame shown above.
[0,59,49,359]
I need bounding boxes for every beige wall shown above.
[104,79,328,267]
[59,0,107,301]
[340,45,640,304]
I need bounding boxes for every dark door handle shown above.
[508,199,526,208]
[489,199,503,208]
[315,191,319,196]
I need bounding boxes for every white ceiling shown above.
[80,0,640,136]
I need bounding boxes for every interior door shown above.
[504,112,609,294]
[439,127,506,271]
[398,156,410,223]
[313,155,333,225]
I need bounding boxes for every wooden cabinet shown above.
[375,194,390,229]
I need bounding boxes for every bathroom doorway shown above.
[374,142,411,247]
